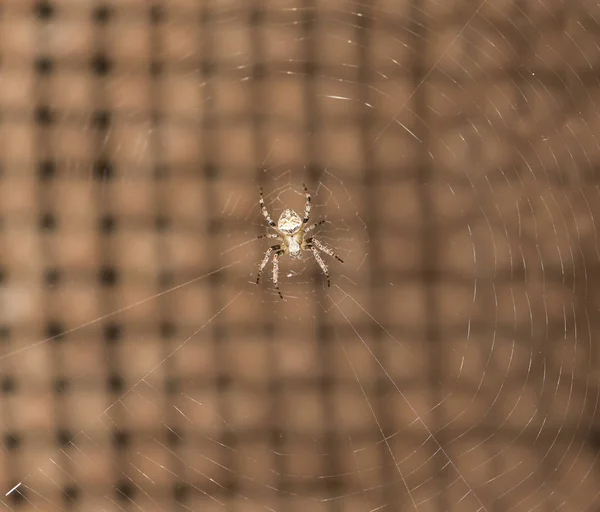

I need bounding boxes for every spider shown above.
[255,183,343,299]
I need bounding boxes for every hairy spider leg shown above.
[309,246,331,287]
[304,219,326,236]
[302,182,311,224]
[259,187,277,228]
[309,237,344,263]
[272,251,284,299]
[256,245,280,284]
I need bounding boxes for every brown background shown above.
[0,0,600,510]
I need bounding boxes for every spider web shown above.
[1,0,600,511]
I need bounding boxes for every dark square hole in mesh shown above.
[112,429,130,448]
[0,325,11,341]
[92,110,111,130]
[36,106,55,125]
[219,430,236,449]
[94,159,114,180]
[262,322,275,338]
[38,160,56,180]
[305,163,321,182]
[204,162,218,180]
[100,214,117,234]
[269,428,285,448]
[116,481,135,501]
[153,164,169,180]
[173,483,190,503]
[252,62,266,80]
[93,5,112,23]
[151,109,162,125]
[318,323,333,342]
[46,321,65,341]
[207,218,222,235]
[157,270,174,289]
[199,9,212,24]
[165,426,182,445]
[151,108,161,123]
[35,0,55,20]
[215,374,232,391]
[4,432,21,451]
[56,429,75,447]
[322,474,345,493]
[249,8,263,25]
[213,324,227,341]
[221,475,239,494]
[107,373,124,393]
[6,485,26,505]
[164,378,179,394]
[91,54,113,76]
[160,321,176,339]
[40,212,57,231]
[267,378,282,395]
[63,484,80,503]
[45,267,61,287]
[150,60,163,77]
[155,215,171,232]
[207,267,225,287]
[104,322,122,344]
[98,266,119,286]
[149,5,165,24]
[304,60,318,77]
[199,60,216,76]
[319,375,335,393]
[1,376,16,393]
[35,56,54,75]
[54,377,70,395]
[589,429,600,454]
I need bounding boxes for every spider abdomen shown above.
[277,209,303,234]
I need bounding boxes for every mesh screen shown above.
[1,0,600,510]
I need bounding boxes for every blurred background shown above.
[1,0,600,510]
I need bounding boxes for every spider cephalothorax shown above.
[256,184,343,299]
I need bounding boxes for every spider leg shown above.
[310,247,331,287]
[302,182,311,224]
[259,187,277,228]
[304,219,326,236]
[272,251,284,299]
[257,233,280,240]
[308,237,344,263]
[256,244,280,284]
